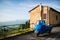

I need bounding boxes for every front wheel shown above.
[34,30,39,37]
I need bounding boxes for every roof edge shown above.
[29,5,40,12]
[50,8,60,14]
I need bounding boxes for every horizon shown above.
[0,20,26,26]
[0,0,60,22]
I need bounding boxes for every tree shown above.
[25,20,30,28]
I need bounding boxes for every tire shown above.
[46,30,51,35]
[34,30,39,37]
[48,30,51,34]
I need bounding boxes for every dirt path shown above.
[1,27,60,40]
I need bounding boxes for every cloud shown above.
[0,1,37,22]
[42,1,60,12]
[0,0,60,22]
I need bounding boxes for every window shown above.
[56,15,58,20]
[42,14,46,19]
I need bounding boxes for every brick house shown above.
[29,5,60,29]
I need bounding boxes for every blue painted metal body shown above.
[33,20,53,34]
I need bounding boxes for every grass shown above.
[0,28,32,39]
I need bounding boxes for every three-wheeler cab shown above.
[33,20,53,36]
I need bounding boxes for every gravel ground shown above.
[1,27,60,40]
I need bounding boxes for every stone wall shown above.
[29,5,41,29]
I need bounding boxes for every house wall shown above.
[49,8,60,25]
[42,6,50,25]
[30,5,41,29]
[29,5,60,29]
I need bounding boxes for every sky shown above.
[0,0,60,22]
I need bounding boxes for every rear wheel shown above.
[46,30,51,35]
[48,30,51,34]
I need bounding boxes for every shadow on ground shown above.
[47,32,60,38]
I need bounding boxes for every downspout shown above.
[39,4,43,20]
